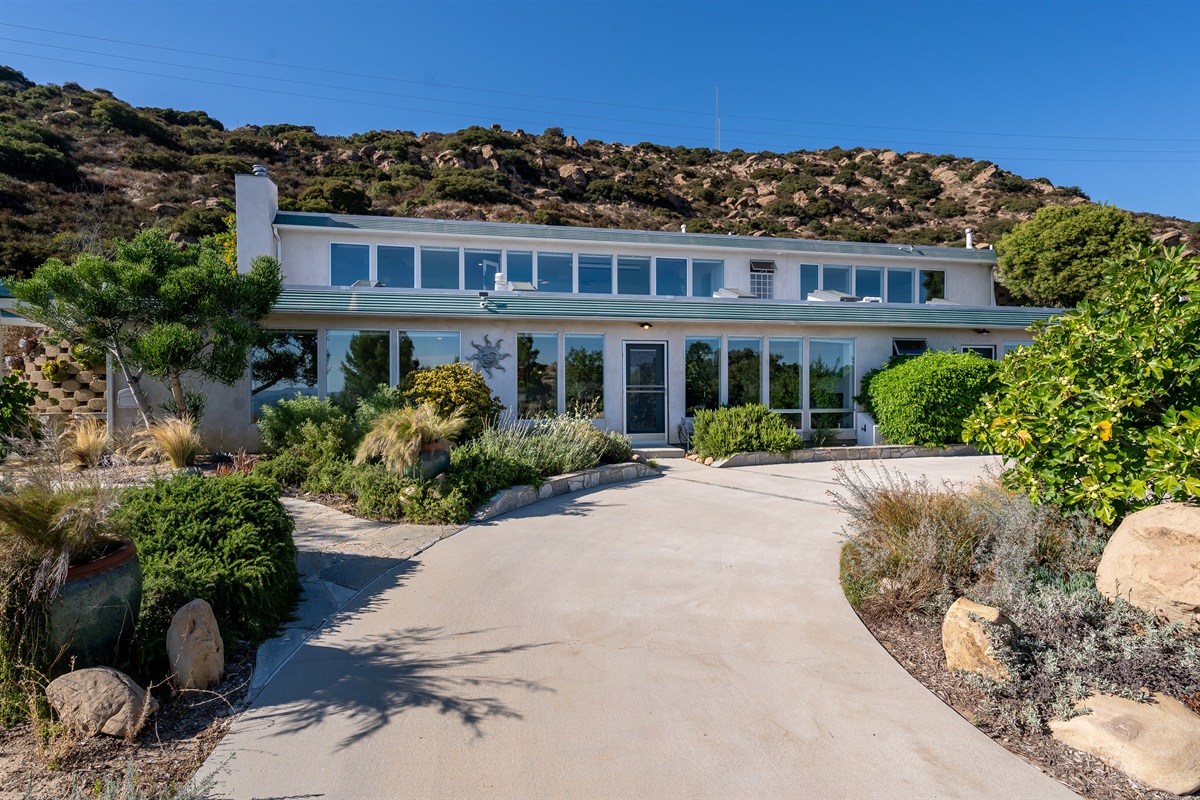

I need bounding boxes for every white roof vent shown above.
[251,164,269,177]
[807,289,862,302]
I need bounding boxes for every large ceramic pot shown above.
[406,439,451,481]
[47,538,141,672]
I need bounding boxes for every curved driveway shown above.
[207,457,1076,799]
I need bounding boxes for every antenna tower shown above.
[715,85,721,151]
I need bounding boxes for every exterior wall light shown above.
[639,322,653,330]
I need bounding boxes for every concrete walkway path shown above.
[205,457,1076,799]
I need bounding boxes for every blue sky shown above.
[2,0,1198,220]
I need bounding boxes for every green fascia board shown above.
[273,287,1057,329]
[273,212,998,264]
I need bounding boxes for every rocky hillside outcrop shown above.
[1,64,1195,282]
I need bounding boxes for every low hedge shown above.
[114,473,298,681]
[867,351,998,447]
[690,404,802,459]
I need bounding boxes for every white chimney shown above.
[965,227,975,249]
[234,170,279,273]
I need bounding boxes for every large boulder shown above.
[1050,692,1200,795]
[941,597,1016,683]
[1096,503,1200,626]
[46,667,159,738]
[166,598,225,690]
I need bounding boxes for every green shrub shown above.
[114,474,298,680]
[90,99,173,146]
[258,394,355,453]
[254,417,351,489]
[868,351,997,447]
[190,154,251,177]
[966,245,1200,524]
[423,168,513,204]
[124,150,185,172]
[0,134,78,185]
[297,180,371,214]
[690,404,802,459]
[599,430,634,464]
[401,362,504,442]
[0,373,38,449]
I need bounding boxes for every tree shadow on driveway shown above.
[252,625,557,749]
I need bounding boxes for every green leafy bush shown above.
[966,245,1200,524]
[423,168,513,204]
[297,179,371,214]
[114,474,298,680]
[868,351,998,446]
[0,373,38,447]
[690,404,802,459]
[599,429,634,464]
[401,362,504,442]
[257,394,355,453]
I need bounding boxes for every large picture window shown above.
[565,334,604,414]
[250,330,318,419]
[823,265,852,295]
[768,338,802,426]
[727,337,762,407]
[327,330,390,410]
[377,245,414,288]
[684,336,720,416]
[855,267,883,300]
[398,331,460,383]
[801,264,819,301]
[920,270,946,303]
[517,333,558,418]
[578,254,613,294]
[617,256,650,295]
[886,268,915,304]
[330,243,369,286]
[537,252,573,293]
[656,258,687,296]
[465,249,502,291]
[506,251,533,285]
[421,247,460,290]
[692,259,724,297]
[809,338,854,429]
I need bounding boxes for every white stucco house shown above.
[109,169,1057,450]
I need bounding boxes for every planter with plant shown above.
[356,402,466,479]
[40,358,70,384]
[70,343,106,373]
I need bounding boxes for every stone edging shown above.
[473,462,656,521]
[696,443,978,468]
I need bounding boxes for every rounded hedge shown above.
[690,404,801,459]
[868,351,998,447]
[401,362,504,442]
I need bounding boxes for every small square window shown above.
[962,345,996,359]
[893,338,928,356]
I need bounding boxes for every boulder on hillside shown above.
[941,597,1016,683]
[166,598,225,690]
[1050,692,1200,795]
[46,667,159,738]
[1095,503,1200,627]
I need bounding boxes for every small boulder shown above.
[166,598,224,690]
[1095,503,1200,626]
[941,597,1016,683]
[1050,692,1200,795]
[46,667,158,738]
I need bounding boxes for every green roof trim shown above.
[273,212,998,263]
[273,288,1055,329]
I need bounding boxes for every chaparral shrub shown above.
[966,245,1200,524]
[400,362,504,442]
[868,351,998,447]
[257,394,355,454]
[114,473,298,681]
[690,404,802,460]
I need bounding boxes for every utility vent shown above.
[509,281,536,291]
[715,287,757,298]
[351,279,382,288]
[807,289,861,302]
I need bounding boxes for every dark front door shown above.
[625,342,666,440]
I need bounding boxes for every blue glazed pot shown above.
[48,538,141,672]
[406,439,451,480]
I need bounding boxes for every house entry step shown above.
[634,445,686,460]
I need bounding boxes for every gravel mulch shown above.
[863,613,1183,800]
[0,644,254,800]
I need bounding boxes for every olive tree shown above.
[13,229,282,426]
[965,245,1200,524]
[995,203,1150,307]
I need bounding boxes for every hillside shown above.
[1,64,1196,284]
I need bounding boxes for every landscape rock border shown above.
[473,462,657,521]
[694,443,978,468]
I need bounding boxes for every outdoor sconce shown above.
[639,322,653,330]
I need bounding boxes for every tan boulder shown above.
[166,598,224,690]
[1095,503,1200,626]
[941,597,1015,683]
[46,667,158,738]
[1050,692,1200,795]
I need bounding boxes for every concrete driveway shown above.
[205,456,1076,799]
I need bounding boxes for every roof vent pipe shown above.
[965,227,974,248]
[251,164,268,177]
[681,224,687,233]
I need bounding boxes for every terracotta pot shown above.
[48,538,141,672]
[406,439,451,480]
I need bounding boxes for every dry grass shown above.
[144,417,203,469]
[62,416,109,469]
[355,403,466,473]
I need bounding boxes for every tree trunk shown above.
[112,355,153,429]
[168,369,189,419]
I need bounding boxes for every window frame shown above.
[329,241,371,287]
[419,246,463,291]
